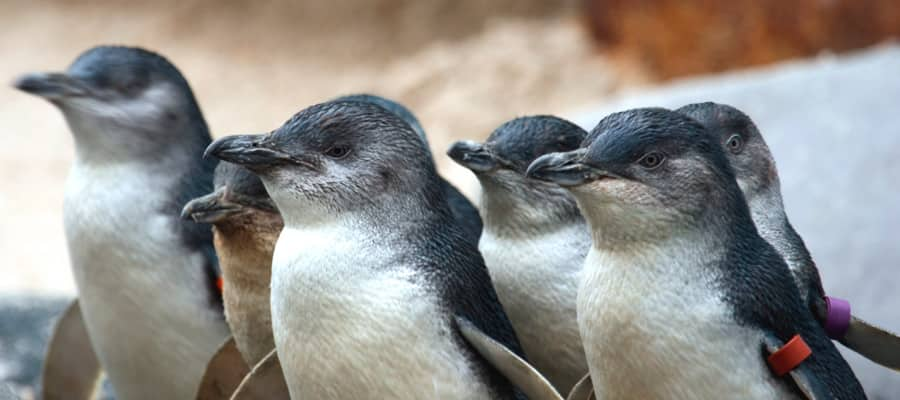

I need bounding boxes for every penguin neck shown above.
[745,185,814,271]
[211,213,280,365]
[212,212,282,293]
[63,105,210,167]
[579,189,752,260]
[478,173,583,238]
[278,187,445,239]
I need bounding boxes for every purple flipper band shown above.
[825,296,851,339]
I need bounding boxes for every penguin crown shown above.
[450,115,587,175]
[332,94,429,149]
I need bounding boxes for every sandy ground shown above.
[0,1,631,295]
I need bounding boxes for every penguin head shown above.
[528,108,744,242]
[676,102,778,199]
[448,116,586,223]
[332,94,429,152]
[182,162,280,225]
[449,115,586,185]
[14,46,207,156]
[205,100,438,222]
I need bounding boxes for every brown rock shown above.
[583,0,900,78]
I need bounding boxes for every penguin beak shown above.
[205,135,317,172]
[181,187,243,223]
[526,149,612,187]
[13,72,90,100]
[447,140,498,172]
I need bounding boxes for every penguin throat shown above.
[479,175,582,237]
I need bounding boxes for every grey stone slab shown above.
[572,44,900,399]
[0,296,67,399]
[0,296,114,400]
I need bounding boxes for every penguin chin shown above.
[572,180,682,221]
[569,176,627,197]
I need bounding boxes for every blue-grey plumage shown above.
[528,108,865,399]
[678,101,900,372]
[14,45,229,400]
[675,102,825,306]
[333,94,483,242]
[447,116,591,393]
[206,100,525,400]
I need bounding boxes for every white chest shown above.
[578,246,797,400]
[479,225,590,392]
[271,225,495,400]
[63,164,228,400]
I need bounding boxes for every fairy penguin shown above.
[447,115,590,393]
[206,100,526,399]
[182,162,282,366]
[527,108,865,399]
[14,46,229,399]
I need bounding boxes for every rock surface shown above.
[583,0,900,78]
[573,44,900,399]
[0,296,115,400]
[0,296,65,400]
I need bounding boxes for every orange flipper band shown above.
[767,334,812,376]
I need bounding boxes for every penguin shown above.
[182,162,291,399]
[205,100,539,399]
[334,93,483,242]
[182,162,281,367]
[446,115,591,393]
[676,101,900,370]
[14,46,229,399]
[527,108,866,399]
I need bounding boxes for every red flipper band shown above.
[216,277,224,292]
[767,334,812,376]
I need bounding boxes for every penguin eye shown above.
[726,134,744,154]
[324,145,351,159]
[638,152,665,169]
[117,76,147,96]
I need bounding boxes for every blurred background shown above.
[1,0,898,398]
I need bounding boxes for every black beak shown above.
[447,140,498,172]
[181,187,243,224]
[526,149,606,187]
[13,72,89,99]
[205,134,311,171]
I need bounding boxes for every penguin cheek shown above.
[573,178,633,203]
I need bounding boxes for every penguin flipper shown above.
[762,333,832,400]
[454,316,563,400]
[230,349,290,400]
[565,373,595,400]
[840,316,900,371]
[195,336,250,400]
[41,299,101,400]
